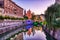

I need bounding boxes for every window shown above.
[14,12,16,14]
[14,8,16,11]
[8,5,9,7]
[11,6,12,7]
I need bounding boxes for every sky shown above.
[13,0,55,15]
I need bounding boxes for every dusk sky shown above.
[13,0,55,15]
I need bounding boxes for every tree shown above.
[45,3,60,28]
[24,15,28,20]
[0,15,4,20]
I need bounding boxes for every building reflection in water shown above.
[32,28,35,36]
[27,28,32,36]
[25,25,43,36]
[23,25,47,40]
[25,25,33,30]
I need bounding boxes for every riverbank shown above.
[43,27,60,40]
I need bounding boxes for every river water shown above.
[0,25,54,40]
[23,25,47,40]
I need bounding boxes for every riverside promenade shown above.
[0,20,26,40]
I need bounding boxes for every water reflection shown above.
[23,25,47,40]
[25,20,33,25]
[25,25,33,30]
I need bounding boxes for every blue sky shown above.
[13,0,55,15]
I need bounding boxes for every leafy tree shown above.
[0,15,4,20]
[45,3,60,28]
[24,15,28,20]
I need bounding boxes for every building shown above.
[55,0,60,4]
[26,9,32,19]
[0,0,23,18]
[24,9,26,16]
[0,0,4,8]
[0,8,4,14]
[0,0,4,16]
[34,15,40,22]
[40,14,45,22]
[34,14,45,22]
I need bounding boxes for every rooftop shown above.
[10,0,23,9]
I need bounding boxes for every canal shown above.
[23,26,46,40]
[0,25,56,40]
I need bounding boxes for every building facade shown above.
[0,8,4,14]
[0,0,23,18]
[0,0,4,8]
[0,0,4,16]
[26,10,32,19]
[24,10,26,16]
[40,14,45,22]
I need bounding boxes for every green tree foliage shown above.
[45,3,60,28]
[31,15,35,20]
[24,15,28,20]
[0,15,24,20]
[0,15,4,20]
[33,21,39,26]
